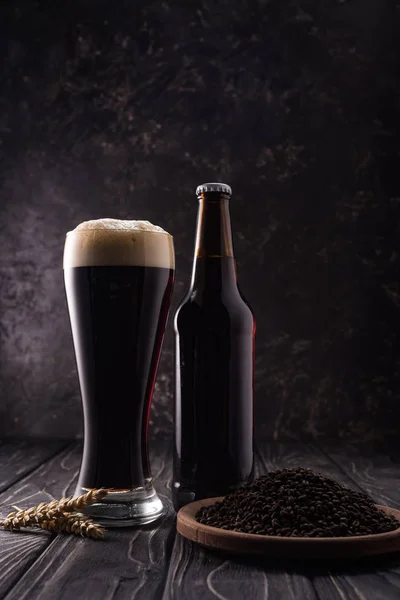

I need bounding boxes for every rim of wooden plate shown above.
[177,497,400,559]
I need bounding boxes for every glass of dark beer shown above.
[63,219,174,526]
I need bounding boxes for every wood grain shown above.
[163,445,320,600]
[162,533,281,600]
[0,439,67,493]
[4,435,176,600]
[317,442,400,508]
[257,440,400,600]
[255,441,363,489]
[311,443,400,600]
[0,439,400,600]
[0,442,79,599]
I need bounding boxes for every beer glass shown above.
[64,219,174,526]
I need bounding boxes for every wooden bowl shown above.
[177,497,400,559]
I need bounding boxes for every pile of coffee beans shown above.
[196,467,399,537]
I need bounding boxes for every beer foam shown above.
[64,219,174,269]
[74,218,167,234]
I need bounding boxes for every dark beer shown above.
[64,265,173,489]
[173,183,255,510]
[64,219,174,525]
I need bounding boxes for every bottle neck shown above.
[194,196,234,258]
[191,195,237,291]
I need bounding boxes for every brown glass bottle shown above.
[173,183,255,510]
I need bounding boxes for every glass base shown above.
[76,481,164,527]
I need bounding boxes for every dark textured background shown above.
[0,0,399,440]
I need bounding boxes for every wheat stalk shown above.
[39,513,104,539]
[47,488,108,513]
[0,506,52,530]
[0,489,107,539]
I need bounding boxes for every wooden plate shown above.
[177,497,400,559]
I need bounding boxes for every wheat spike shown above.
[1,505,73,530]
[55,488,108,512]
[0,488,108,539]
[1,505,57,530]
[39,514,105,539]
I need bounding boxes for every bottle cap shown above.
[196,182,232,197]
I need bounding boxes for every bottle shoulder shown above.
[174,288,255,332]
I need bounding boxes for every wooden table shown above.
[0,435,400,599]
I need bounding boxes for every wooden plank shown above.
[0,439,67,493]
[256,441,361,488]
[0,442,80,599]
[4,435,176,600]
[255,440,400,600]
[318,442,400,508]
[3,440,400,600]
[163,531,323,600]
[311,442,400,600]
[162,444,319,600]
[311,569,400,600]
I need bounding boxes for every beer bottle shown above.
[173,182,255,510]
